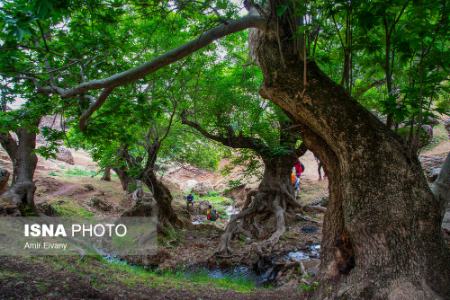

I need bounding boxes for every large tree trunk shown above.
[0,128,38,214]
[250,26,450,298]
[218,153,301,254]
[13,128,38,213]
[142,170,182,233]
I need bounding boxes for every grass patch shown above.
[51,198,94,218]
[105,259,256,293]
[157,226,183,248]
[36,255,255,293]
[47,168,98,178]
[63,168,98,178]
[0,270,24,280]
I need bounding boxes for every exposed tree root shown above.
[216,186,304,255]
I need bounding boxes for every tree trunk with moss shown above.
[249,15,450,298]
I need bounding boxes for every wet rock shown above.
[89,197,112,212]
[0,168,10,194]
[55,146,74,165]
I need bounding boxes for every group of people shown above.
[291,159,305,196]
[186,193,219,221]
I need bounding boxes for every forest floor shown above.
[0,124,448,299]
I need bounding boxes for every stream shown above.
[95,243,321,286]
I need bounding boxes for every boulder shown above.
[36,202,56,216]
[0,190,20,216]
[89,197,112,212]
[0,168,10,194]
[55,146,74,165]
[420,155,446,181]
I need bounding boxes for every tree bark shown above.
[250,25,450,298]
[101,167,111,181]
[113,167,131,191]
[142,170,183,233]
[0,128,38,214]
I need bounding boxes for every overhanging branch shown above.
[46,15,267,99]
[181,110,267,152]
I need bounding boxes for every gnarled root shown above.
[216,186,302,255]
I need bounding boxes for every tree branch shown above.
[0,132,18,160]
[353,79,385,98]
[181,110,267,152]
[79,87,114,131]
[45,15,267,99]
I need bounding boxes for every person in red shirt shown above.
[293,159,305,194]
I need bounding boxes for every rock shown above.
[442,211,450,233]
[429,168,441,182]
[191,182,213,196]
[444,118,450,138]
[83,184,95,192]
[122,197,156,217]
[224,183,257,207]
[55,146,74,165]
[420,155,446,181]
[89,197,112,212]
[0,168,10,194]
[0,193,20,216]
[302,258,321,276]
[320,196,329,207]
[36,202,56,216]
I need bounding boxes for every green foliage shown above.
[227,179,243,190]
[299,281,319,292]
